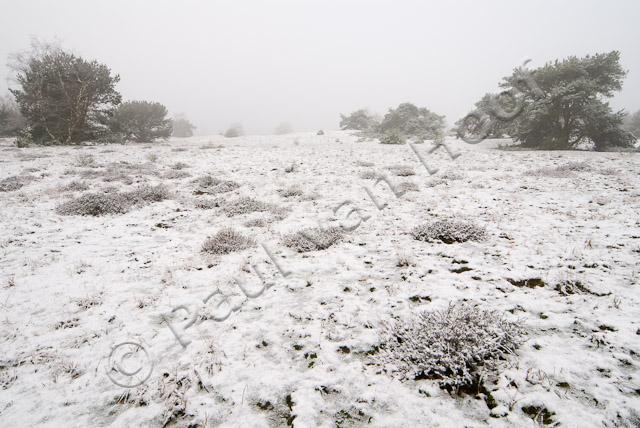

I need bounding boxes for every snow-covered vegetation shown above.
[1,132,639,426]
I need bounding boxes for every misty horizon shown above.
[1,0,639,135]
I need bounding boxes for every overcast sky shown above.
[1,0,639,135]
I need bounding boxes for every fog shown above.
[1,0,639,135]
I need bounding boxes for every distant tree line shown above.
[341,52,638,151]
[339,103,445,144]
[2,42,196,145]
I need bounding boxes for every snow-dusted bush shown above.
[201,228,255,254]
[193,175,239,195]
[57,184,169,216]
[278,185,303,198]
[411,219,487,244]
[359,170,384,180]
[283,226,343,252]
[125,184,170,204]
[377,302,524,390]
[397,181,419,193]
[59,180,90,192]
[74,154,95,167]
[194,197,223,210]
[56,192,131,216]
[387,165,415,176]
[0,176,24,192]
[379,131,406,145]
[222,196,272,217]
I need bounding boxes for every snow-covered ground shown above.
[1,132,639,427]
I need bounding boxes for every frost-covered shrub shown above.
[171,162,190,170]
[56,192,131,216]
[411,219,487,244]
[530,161,591,178]
[379,131,406,145]
[163,170,191,180]
[59,180,90,192]
[359,170,384,180]
[57,184,169,216]
[193,175,239,195]
[355,160,374,167]
[125,184,170,204]
[222,197,272,217]
[74,154,96,167]
[387,165,415,176]
[559,161,591,172]
[201,228,255,254]
[283,226,343,252]
[377,302,524,390]
[194,197,223,210]
[440,170,464,181]
[278,185,303,198]
[0,176,24,192]
[397,181,419,193]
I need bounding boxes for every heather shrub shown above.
[379,131,406,145]
[411,219,487,244]
[282,226,343,252]
[193,175,239,195]
[397,181,419,193]
[0,176,25,192]
[56,192,131,216]
[359,170,384,180]
[222,197,272,217]
[194,197,223,210]
[377,302,524,391]
[74,154,96,167]
[387,165,415,176]
[201,228,255,254]
[278,185,303,198]
[57,184,169,216]
[59,180,90,192]
[125,184,170,204]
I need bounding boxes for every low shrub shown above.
[278,185,303,198]
[397,181,419,193]
[411,219,487,244]
[377,302,524,391]
[74,154,96,167]
[379,131,406,145]
[56,192,131,216]
[59,180,90,192]
[57,184,170,216]
[387,165,415,176]
[222,197,272,217]
[0,176,25,192]
[282,226,343,252]
[193,175,240,195]
[201,228,255,254]
[125,184,170,204]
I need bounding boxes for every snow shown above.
[0,132,639,427]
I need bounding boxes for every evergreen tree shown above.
[110,101,172,143]
[339,109,379,131]
[501,51,634,150]
[171,114,196,138]
[10,44,121,144]
[379,103,445,140]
